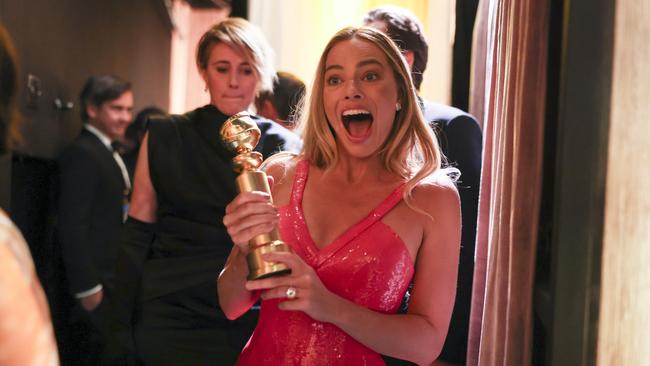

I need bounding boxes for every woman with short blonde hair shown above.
[108,18,299,365]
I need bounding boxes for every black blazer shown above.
[58,129,126,295]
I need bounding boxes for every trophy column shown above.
[221,112,292,280]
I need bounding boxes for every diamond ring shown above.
[286,286,297,299]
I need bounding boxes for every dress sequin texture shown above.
[236,160,415,366]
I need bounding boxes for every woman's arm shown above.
[105,133,158,362]
[249,178,461,365]
[337,181,460,363]
[218,239,259,320]
[128,133,157,222]
[219,190,280,320]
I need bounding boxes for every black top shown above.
[108,105,300,365]
[142,104,301,313]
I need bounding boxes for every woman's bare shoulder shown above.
[263,153,301,182]
[262,153,302,204]
[411,170,460,215]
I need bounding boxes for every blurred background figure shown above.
[364,6,483,366]
[57,75,134,365]
[255,71,305,130]
[121,106,166,178]
[0,23,59,366]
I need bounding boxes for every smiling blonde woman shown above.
[220,26,460,366]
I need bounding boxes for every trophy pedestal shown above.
[237,169,292,280]
[247,240,292,280]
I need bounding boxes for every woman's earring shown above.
[396,102,402,111]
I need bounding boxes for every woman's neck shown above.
[324,151,399,186]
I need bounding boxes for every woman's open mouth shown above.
[342,109,373,139]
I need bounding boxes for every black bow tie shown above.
[111,141,123,152]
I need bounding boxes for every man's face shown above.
[87,90,134,140]
[364,19,416,70]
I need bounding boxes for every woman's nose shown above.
[344,80,362,99]
[229,73,239,88]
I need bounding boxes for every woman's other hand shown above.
[245,251,338,323]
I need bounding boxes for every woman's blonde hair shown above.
[298,26,443,207]
[196,17,276,94]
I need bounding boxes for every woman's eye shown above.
[216,67,229,74]
[326,76,341,86]
[364,72,379,81]
[241,68,254,76]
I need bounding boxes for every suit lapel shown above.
[81,129,126,191]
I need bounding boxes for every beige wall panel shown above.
[249,0,453,104]
[598,1,650,364]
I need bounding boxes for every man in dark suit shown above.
[58,74,133,364]
[365,6,483,365]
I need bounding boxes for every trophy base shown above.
[247,240,292,280]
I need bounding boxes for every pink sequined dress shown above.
[236,160,415,366]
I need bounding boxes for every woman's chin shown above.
[213,102,248,116]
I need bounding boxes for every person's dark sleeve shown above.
[257,122,302,159]
[445,114,482,266]
[58,146,102,295]
[103,217,155,365]
[445,115,482,190]
[438,115,483,364]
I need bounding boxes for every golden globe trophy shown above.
[220,111,292,280]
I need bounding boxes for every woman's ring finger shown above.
[285,286,297,299]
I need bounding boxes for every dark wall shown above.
[0,1,173,353]
[0,0,172,158]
